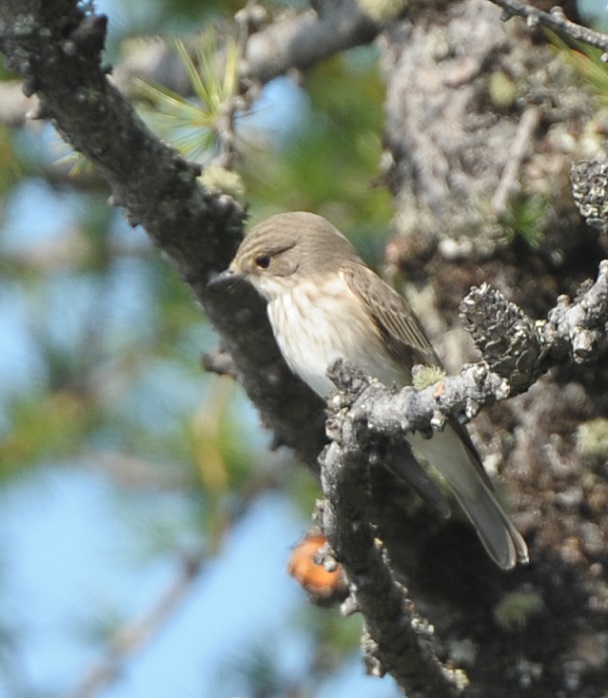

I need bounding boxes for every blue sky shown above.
[0,442,399,698]
[0,471,302,697]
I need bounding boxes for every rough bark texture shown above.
[2,0,608,696]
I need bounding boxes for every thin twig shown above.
[492,105,541,214]
[66,552,206,698]
[489,0,608,53]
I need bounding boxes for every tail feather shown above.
[408,426,528,570]
[384,443,451,519]
[450,478,529,569]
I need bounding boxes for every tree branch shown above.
[0,1,386,128]
[323,470,464,694]
[462,260,608,385]
[488,0,608,52]
[0,0,329,468]
[321,410,465,697]
[323,260,608,449]
[242,0,383,84]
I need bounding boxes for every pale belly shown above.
[267,279,407,398]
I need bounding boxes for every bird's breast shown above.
[267,276,408,398]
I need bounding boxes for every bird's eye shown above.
[255,255,271,269]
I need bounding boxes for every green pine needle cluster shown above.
[135,30,240,162]
[500,192,547,250]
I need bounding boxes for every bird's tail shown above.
[408,424,528,570]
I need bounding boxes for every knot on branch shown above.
[202,345,237,379]
[325,360,389,442]
[571,161,608,233]
[67,14,108,56]
[546,260,608,363]
[326,358,373,409]
[460,284,544,392]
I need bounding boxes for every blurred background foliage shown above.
[0,1,396,697]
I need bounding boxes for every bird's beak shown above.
[207,267,244,290]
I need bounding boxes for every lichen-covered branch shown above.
[545,260,608,362]
[462,259,607,384]
[326,358,508,443]
[320,415,464,698]
[466,258,608,374]
[324,260,608,447]
[571,160,608,234]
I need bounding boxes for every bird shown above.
[209,211,529,569]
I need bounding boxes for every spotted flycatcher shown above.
[210,211,528,569]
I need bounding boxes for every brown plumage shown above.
[211,211,528,569]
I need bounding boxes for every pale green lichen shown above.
[577,418,608,458]
[356,0,408,23]
[488,71,518,110]
[493,587,544,632]
[199,165,245,200]
[411,365,446,391]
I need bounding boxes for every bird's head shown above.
[208,211,359,301]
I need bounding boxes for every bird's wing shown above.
[343,265,441,371]
[344,264,494,490]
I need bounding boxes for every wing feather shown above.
[344,263,493,489]
[343,265,440,371]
